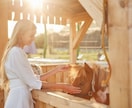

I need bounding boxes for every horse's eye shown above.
[79,82,84,86]
[70,78,75,83]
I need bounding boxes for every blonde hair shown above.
[0,19,36,89]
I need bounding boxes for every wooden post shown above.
[0,0,8,107]
[108,0,130,107]
[128,1,132,107]
[0,0,8,62]
[70,21,77,64]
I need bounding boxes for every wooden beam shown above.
[70,22,77,64]
[71,12,92,23]
[32,90,107,108]
[72,19,92,49]
[69,12,92,63]
[79,0,103,27]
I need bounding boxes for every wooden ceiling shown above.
[8,0,91,24]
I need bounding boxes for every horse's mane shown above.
[69,64,90,83]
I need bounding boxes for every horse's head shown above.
[69,63,93,99]
[69,62,109,105]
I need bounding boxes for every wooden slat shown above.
[55,17,61,25]
[7,0,88,23]
[23,11,28,19]
[60,18,67,25]
[48,16,54,24]
[36,14,41,23]
[8,0,12,20]
[45,104,54,108]
[29,14,35,23]
[14,0,20,20]
[46,65,57,83]
[22,0,32,20]
[34,99,45,108]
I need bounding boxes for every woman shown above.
[0,19,81,108]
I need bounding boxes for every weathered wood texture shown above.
[79,0,103,27]
[0,1,8,106]
[108,0,131,108]
[32,90,108,108]
[128,0,132,107]
[0,0,8,63]
[69,16,93,63]
[0,89,4,108]
[7,0,89,24]
[31,64,109,108]
[40,64,70,83]
[3,0,92,64]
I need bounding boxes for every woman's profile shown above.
[0,19,81,108]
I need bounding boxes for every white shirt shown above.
[4,46,42,108]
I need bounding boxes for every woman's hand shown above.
[55,65,70,73]
[62,84,81,94]
[40,65,70,81]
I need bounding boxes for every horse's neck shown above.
[93,65,108,91]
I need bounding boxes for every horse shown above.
[69,62,109,105]
[31,63,109,105]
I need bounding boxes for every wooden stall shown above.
[79,0,132,108]
[0,0,132,108]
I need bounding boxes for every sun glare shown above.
[28,0,42,10]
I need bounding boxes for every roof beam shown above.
[79,0,103,27]
[72,18,92,49]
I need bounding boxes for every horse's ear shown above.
[84,62,93,73]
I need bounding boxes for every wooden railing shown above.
[32,90,108,108]
[32,63,108,108]
[0,63,108,108]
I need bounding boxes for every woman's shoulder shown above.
[9,46,23,55]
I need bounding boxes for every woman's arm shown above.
[40,65,70,81]
[41,82,81,94]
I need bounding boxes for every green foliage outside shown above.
[33,30,108,61]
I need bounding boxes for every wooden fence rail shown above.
[32,90,108,108]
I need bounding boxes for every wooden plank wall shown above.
[8,0,68,25]
[40,64,70,83]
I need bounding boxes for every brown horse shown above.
[69,62,109,105]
